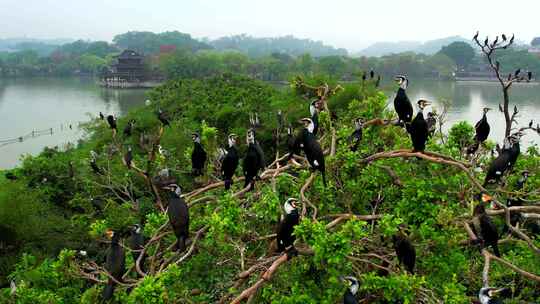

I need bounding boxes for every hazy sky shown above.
[1,0,538,51]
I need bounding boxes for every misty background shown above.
[1,0,539,53]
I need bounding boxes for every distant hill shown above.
[0,38,74,53]
[356,36,471,57]
[207,34,348,58]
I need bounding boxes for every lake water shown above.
[0,78,148,168]
[0,78,538,169]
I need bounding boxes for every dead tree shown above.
[472,32,532,139]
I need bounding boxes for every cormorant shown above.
[164,184,189,252]
[4,172,17,180]
[472,194,500,257]
[123,120,135,137]
[375,75,381,88]
[349,118,364,152]
[484,133,521,186]
[475,107,492,143]
[99,112,105,120]
[369,69,375,79]
[276,198,300,252]
[157,109,170,126]
[479,287,512,304]
[341,276,359,304]
[426,112,437,138]
[191,132,207,177]
[243,129,264,190]
[124,147,133,169]
[221,134,239,190]
[393,75,413,124]
[106,115,117,131]
[393,226,415,273]
[408,100,431,152]
[129,224,146,274]
[102,229,125,301]
[300,118,326,186]
[286,126,300,161]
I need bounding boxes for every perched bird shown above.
[276,198,300,252]
[300,118,326,186]
[393,226,416,273]
[99,112,105,120]
[408,100,431,152]
[393,75,413,124]
[129,224,146,274]
[375,75,381,88]
[527,71,533,81]
[243,129,265,190]
[472,194,500,257]
[479,287,512,304]
[468,107,491,154]
[102,230,125,301]
[505,171,530,230]
[89,151,103,175]
[341,276,360,304]
[123,120,135,137]
[507,132,523,168]
[157,109,170,126]
[286,126,300,161]
[164,184,189,252]
[106,115,117,131]
[475,107,492,143]
[369,69,375,79]
[502,34,507,41]
[473,31,479,41]
[221,134,239,190]
[426,112,437,138]
[191,132,207,177]
[483,137,514,186]
[124,147,133,169]
[349,118,364,152]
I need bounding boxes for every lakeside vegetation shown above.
[2,31,540,81]
[0,68,538,302]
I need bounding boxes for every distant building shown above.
[101,50,147,83]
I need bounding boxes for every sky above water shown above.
[1,0,538,51]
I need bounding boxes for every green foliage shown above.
[439,41,475,68]
[1,73,539,303]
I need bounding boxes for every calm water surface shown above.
[0,78,148,168]
[0,78,538,169]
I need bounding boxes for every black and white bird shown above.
[484,133,522,186]
[349,118,364,152]
[249,112,261,129]
[479,287,512,304]
[393,75,413,125]
[408,100,431,152]
[191,132,207,177]
[164,184,189,252]
[276,198,300,252]
[157,109,170,126]
[243,129,265,190]
[221,134,239,190]
[124,147,133,169]
[341,276,360,304]
[129,224,146,274]
[393,226,416,274]
[90,151,103,175]
[123,120,135,137]
[472,194,500,257]
[426,112,437,138]
[106,115,117,132]
[102,229,125,301]
[300,118,326,186]
[474,107,491,145]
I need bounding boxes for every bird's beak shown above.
[422,100,432,106]
[485,108,492,111]
[481,193,492,203]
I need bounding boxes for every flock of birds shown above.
[69,73,534,303]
